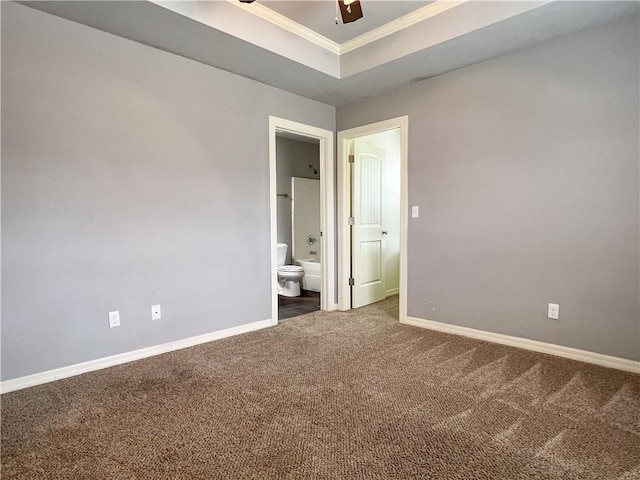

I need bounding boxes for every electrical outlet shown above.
[152,305,161,320]
[108,310,120,328]
[548,303,559,320]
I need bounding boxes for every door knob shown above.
[382,230,388,235]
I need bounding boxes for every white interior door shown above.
[352,138,386,308]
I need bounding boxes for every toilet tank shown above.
[276,243,288,266]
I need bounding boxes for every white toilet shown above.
[277,243,304,297]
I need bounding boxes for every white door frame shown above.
[269,116,335,325]
[337,116,409,322]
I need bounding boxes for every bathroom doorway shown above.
[276,137,320,319]
[268,117,335,324]
[337,116,408,321]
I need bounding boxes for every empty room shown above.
[1,1,639,479]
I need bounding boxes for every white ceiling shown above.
[20,1,640,106]
[263,0,432,43]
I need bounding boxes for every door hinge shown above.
[348,216,355,226]
[348,154,355,163]
[348,278,355,286]
[320,231,323,237]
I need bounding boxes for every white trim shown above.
[385,288,400,298]
[228,0,467,57]
[403,316,640,374]
[0,319,273,394]
[337,116,409,324]
[268,117,335,323]
[227,0,341,55]
[340,0,467,54]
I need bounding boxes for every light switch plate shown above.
[411,206,419,218]
[109,310,120,328]
[152,305,161,320]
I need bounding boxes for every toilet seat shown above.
[277,265,304,273]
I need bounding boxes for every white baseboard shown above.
[402,316,639,374]
[385,288,399,297]
[0,318,273,394]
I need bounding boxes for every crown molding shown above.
[227,0,341,55]
[227,0,468,58]
[340,0,468,54]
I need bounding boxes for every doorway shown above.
[337,116,408,321]
[268,117,335,325]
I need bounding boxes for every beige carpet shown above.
[2,297,639,479]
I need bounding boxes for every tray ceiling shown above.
[263,0,433,44]
[19,1,640,106]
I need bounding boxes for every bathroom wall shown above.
[338,15,640,360]
[379,130,401,296]
[275,136,320,265]
[1,3,335,381]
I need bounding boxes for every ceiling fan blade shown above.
[338,0,364,24]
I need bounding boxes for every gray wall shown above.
[338,15,640,361]
[275,137,320,265]
[1,2,334,381]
